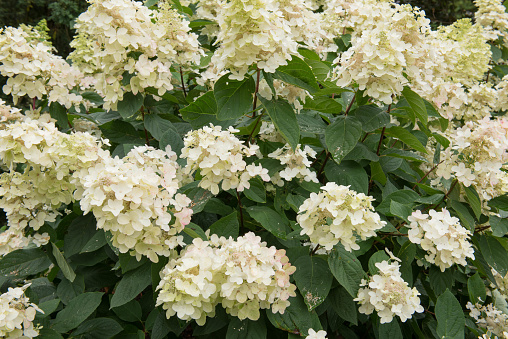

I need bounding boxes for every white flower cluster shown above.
[181,124,270,195]
[431,117,508,202]
[210,0,298,80]
[475,0,508,47]
[407,209,475,272]
[355,259,424,323]
[332,2,430,104]
[156,232,297,325]
[467,302,508,338]
[0,25,84,108]
[75,145,193,262]
[306,329,328,339]
[69,0,203,109]
[296,182,386,251]
[0,99,23,128]
[0,284,42,338]
[268,143,318,185]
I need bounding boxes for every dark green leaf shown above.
[209,211,239,238]
[38,328,64,339]
[246,206,290,239]
[294,256,333,311]
[110,263,151,308]
[370,161,387,186]
[467,272,486,304]
[325,116,362,164]
[464,186,482,220]
[303,96,342,114]
[328,246,365,297]
[180,91,217,117]
[112,300,142,322]
[389,201,412,222]
[449,200,475,234]
[80,230,107,254]
[258,96,300,149]
[354,105,390,132]
[379,320,403,339]
[429,266,454,296]
[64,214,97,257]
[52,292,104,333]
[488,195,508,211]
[51,243,76,283]
[144,114,176,141]
[57,275,85,305]
[398,242,416,285]
[402,87,428,125]
[117,92,144,119]
[226,317,266,339]
[273,55,319,93]
[214,74,255,120]
[266,293,321,336]
[386,126,427,154]
[0,248,52,277]
[72,318,123,339]
[382,149,427,162]
[49,102,69,130]
[490,216,508,237]
[159,129,184,156]
[329,287,357,325]
[243,178,266,203]
[376,190,419,215]
[325,161,368,194]
[478,234,508,276]
[183,222,208,240]
[435,290,465,339]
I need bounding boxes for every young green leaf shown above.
[402,87,428,125]
[273,55,319,93]
[117,92,144,119]
[246,206,290,239]
[467,272,486,304]
[386,126,427,154]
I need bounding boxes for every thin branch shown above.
[412,160,444,190]
[310,244,321,256]
[318,152,331,179]
[376,127,386,156]
[428,179,458,211]
[236,190,245,229]
[475,225,491,233]
[180,67,187,98]
[361,132,370,143]
[140,106,150,146]
[251,69,261,118]
[310,150,326,168]
[344,93,356,116]
[247,112,264,144]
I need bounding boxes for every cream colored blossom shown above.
[306,329,328,339]
[268,143,318,184]
[356,259,424,323]
[0,25,84,108]
[76,145,192,262]
[297,182,385,251]
[468,302,508,338]
[475,0,508,47]
[0,284,42,338]
[408,209,475,271]
[156,232,297,325]
[69,0,203,110]
[181,124,270,195]
[210,0,298,80]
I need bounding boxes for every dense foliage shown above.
[1,0,508,338]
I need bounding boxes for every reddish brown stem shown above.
[412,160,444,190]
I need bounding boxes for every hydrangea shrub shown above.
[0,0,508,338]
